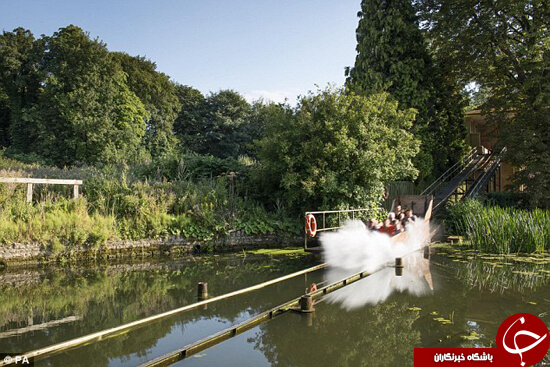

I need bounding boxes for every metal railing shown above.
[305,208,384,233]
[304,207,384,249]
[421,147,478,197]
[467,147,506,198]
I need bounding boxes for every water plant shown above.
[447,200,550,253]
[0,154,301,253]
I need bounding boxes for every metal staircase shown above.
[422,147,505,214]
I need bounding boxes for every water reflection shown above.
[0,249,548,367]
[457,256,550,293]
[325,251,433,310]
[251,300,422,367]
[0,253,321,365]
[244,253,550,367]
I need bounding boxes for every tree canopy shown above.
[173,88,264,159]
[255,88,419,213]
[419,0,550,207]
[0,28,43,152]
[346,0,467,181]
[113,52,180,158]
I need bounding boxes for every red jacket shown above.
[379,225,396,236]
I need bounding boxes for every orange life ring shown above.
[305,214,317,237]
[308,283,318,293]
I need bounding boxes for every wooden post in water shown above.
[395,257,403,277]
[299,295,314,313]
[197,282,208,300]
[306,312,314,327]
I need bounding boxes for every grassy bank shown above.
[447,200,550,253]
[0,153,301,254]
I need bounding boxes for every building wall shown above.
[464,110,516,192]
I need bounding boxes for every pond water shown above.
[0,247,548,366]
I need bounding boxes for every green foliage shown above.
[0,25,150,166]
[0,28,43,152]
[498,79,550,208]
[483,192,530,210]
[113,52,180,158]
[0,196,116,251]
[173,87,268,159]
[419,0,550,207]
[232,200,301,236]
[134,152,249,182]
[346,0,430,109]
[346,0,467,181]
[0,155,300,251]
[34,26,149,166]
[173,84,205,148]
[256,87,419,214]
[447,200,550,253]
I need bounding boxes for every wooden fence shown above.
[0,177,83,202]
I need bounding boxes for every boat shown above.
[304,195,434,252]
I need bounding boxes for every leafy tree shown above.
[255,88,419,214]
[419,0,550,207]
[29,25,148,166]
[173,84,206,152]
[346,0,467,181]
[425,60,468,177]
[174,88,253,159]
[0,28,44,151]
[241,100,282,158]
[201,90,251,158]
[0,86,10,148]
[113,52,180,158]
[345,0,431,110]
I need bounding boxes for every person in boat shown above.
[366,218,379,230]
[394,220,404,234]
[405,208,417,222]
[401,208,417,229]
[395,205,402,218]
[397,212,405,222]
[379,218,396,236]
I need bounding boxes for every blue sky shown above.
[1,0,360,104]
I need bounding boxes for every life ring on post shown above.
[305,214,317,237]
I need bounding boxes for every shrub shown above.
[255,88,419,215]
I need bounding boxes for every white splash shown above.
[320,219,433,309]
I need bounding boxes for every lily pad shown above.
[433,317,453,325]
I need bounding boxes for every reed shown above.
[448,200,550,253]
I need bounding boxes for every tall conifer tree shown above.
[346,0,466,181]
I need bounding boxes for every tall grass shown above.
[0,152,301,253]
[0,197,116,253]
[447,200,550,253]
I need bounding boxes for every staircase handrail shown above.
[467,147,506,198]
[421,147,478,196]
